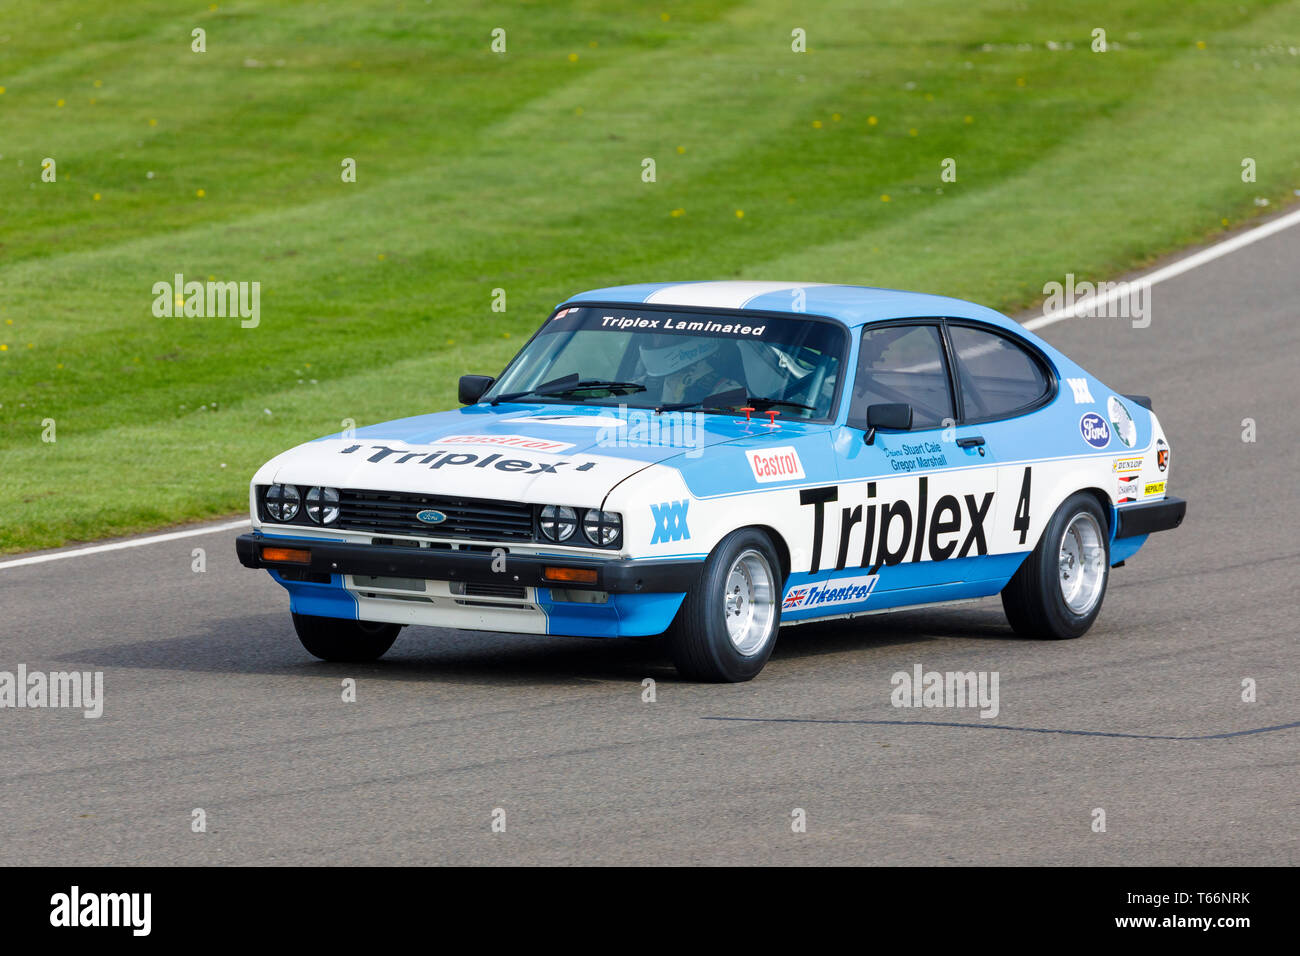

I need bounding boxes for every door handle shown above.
[956,435,986,448]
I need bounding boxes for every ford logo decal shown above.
[1079,412,1111,449]
[416,509,447,524]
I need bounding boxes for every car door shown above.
[816,320,999,610]
[942,320,1057,582]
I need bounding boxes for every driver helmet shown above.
[638,338,720,377]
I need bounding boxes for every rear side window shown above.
[949,324,1050,420]
[848,324,954,429]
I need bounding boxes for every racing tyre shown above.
[292,613,402,662]
[1001,492,1109,640]
[666,529,782,682]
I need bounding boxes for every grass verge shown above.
[2,0,1298,552]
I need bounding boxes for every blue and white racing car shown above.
[237,282,1186,681]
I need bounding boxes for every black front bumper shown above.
[235,533,702,593]
[1115,496,1187,539]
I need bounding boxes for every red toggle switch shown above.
[739,406,755,422]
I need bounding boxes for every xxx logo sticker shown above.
[650,500,690,544]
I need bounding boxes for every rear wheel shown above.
[292,613,402,662]
[666,529,782,682]
[1001,492,1109,640]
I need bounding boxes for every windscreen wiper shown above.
[492,374,646,405]
[744,395,815,412]
[657,390,816,416]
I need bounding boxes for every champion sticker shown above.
[746,446,806,483]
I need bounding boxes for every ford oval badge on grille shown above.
[416,509,447,525]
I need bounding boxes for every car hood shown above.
[257,402,819,505]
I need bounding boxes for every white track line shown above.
[1023,206,1300,331]
[3,208,1297,570]
[0,519,250,570]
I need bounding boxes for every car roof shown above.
[562,281,1023,333]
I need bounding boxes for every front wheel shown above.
[1001,492,1110,640]
[666,529,782,682]
[292,613,402,662]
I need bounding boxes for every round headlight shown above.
[266,484,300,521]
[539,505,577,541]
[306,486,340,524]
[582,510,621,546]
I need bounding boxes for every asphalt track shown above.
[3,220,1298,866]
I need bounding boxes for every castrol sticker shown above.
[746,446,806,483]
[436,434,574,452]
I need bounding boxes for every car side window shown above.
[948,324,1050,420]
[848,324,954,429]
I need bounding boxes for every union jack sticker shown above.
[782,587,809,610]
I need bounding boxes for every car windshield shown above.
[484,306,847,420]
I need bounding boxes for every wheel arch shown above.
[1019,470,1117,556]
[746,523,791,584]
[1076,486,1116,537]
[1009,484,1115,582]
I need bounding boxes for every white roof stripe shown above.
[644,281,832,310]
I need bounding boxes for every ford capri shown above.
[236,281,1186,681]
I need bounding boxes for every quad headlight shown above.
[539,505,578,541]
[538,505,621,546]
[305,486,341,524]
[265,483,301,521]
[582,510,622,546]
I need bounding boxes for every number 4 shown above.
[1013,467,1032,545]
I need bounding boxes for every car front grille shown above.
[335,489,534,541]
[452,581,529,599]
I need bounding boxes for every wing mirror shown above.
[458,374,495,405]
[864,403,912,445]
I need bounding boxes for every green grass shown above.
[2,0,1298,553]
